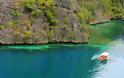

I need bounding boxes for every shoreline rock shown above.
[90,18,110,25]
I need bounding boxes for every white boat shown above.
[98,52,109,61]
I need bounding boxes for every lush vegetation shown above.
[0,0,124,44]
[2,0,124,27]
[80,0,124,20]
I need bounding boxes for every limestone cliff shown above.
[0,0,89,44]
[0,0,123,44]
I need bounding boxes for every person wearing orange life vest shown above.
[98,52,109,61]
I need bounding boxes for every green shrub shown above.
[37,0,55,9]
[47,29,55,40]
[102,0,113,16]
[22,0,57,25]
[7,20,18,28]
[23,31,32,41]
[11,10,21,17]
[112,5,124,17]
[83,0,99,11]
[31,9,41,17]
[22,0,35,12]
[75,7,92,23]
[0,25,5,30]
[45,8,58,26]
[80,23,91,33]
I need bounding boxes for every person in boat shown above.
[98,52,109,61]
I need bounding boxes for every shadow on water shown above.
[100,60,108,65]
[90,20,124,45]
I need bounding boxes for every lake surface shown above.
[0,20,124,78]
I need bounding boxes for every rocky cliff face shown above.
[0,0,89,44]
[0,0,123,44]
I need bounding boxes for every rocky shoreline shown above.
[90,18,110,25]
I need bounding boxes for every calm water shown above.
[0,20,124,78]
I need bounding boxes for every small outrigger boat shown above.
[98,52,109,61]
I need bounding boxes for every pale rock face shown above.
[0,0,90,44]
[1,0,123,44]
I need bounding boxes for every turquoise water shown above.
[0,20,124,78]
[90,20,124,44]
[0,45,105,78]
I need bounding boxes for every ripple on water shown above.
[91,39,124,78]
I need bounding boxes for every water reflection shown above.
[0,20,124,78]
[91,39,124,78]
[90,20,124,44]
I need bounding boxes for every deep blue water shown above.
[0,45,103,78]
